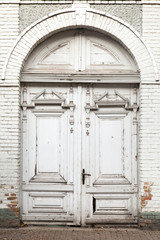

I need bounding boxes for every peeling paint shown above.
[141,182,154,209]
[5,192,19,218]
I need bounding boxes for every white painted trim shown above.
[21,73,140,83]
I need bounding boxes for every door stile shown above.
[132,87,138,187]
[67,87,74,184]
[64,86,74,218]
[131,88,138,218]
[73,85,82,225]
[29,110,37,181]
[22,86,28,184]
[81,85,91,225]
[21,86,28,215]
[87,87,98,223]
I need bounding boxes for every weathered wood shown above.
[21,29,138,225]
[21,73,140,83]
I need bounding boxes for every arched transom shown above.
[23,29,138,75]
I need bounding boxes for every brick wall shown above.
[0,1,160,228]
[0,4,20,226]
[19,3,142,33]
[142,5,160,77]
[139,84,160,214]
[137,4,160,227]
[0,4,19,77]
[0,85,20,227]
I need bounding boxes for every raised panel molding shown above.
[93,194,132,215]
[28,111,67,183]
[91,111,132,185]
[28,193,67,213]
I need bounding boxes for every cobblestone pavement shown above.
[0,227,160,240]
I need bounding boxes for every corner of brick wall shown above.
[0,208,20,228]
[0,184,20,228]
[139,212,160,230]
[0,85,20,227]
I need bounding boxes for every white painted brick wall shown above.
[0,4,19,212]
[139,84,160,212]
[0,1,160,225]
[0,4,19,77]
[0,86,20,210]
[140,4,160,214]
[142,5,160,77]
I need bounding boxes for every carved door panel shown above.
[22,83,138,225]
[81,84,138,225]
[21,84,79,224]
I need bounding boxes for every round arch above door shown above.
[21,29,140,83]
[21,27,139,226]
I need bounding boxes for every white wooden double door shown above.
[22,83,138,225]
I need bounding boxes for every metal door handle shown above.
[82,169,91,184]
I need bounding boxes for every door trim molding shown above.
[21,73,140,83]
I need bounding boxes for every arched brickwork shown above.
[1,4,158,83]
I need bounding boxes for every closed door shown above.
[21,83,138,225]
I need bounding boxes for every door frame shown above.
[21,82,139,225]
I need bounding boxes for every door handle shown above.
[82,169,91,185]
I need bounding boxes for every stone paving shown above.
[0,227,160,240]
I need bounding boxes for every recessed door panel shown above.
[37,117,59,173]
[92,111,132,185]
[93,194,133,215]
[99,118,122,175]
